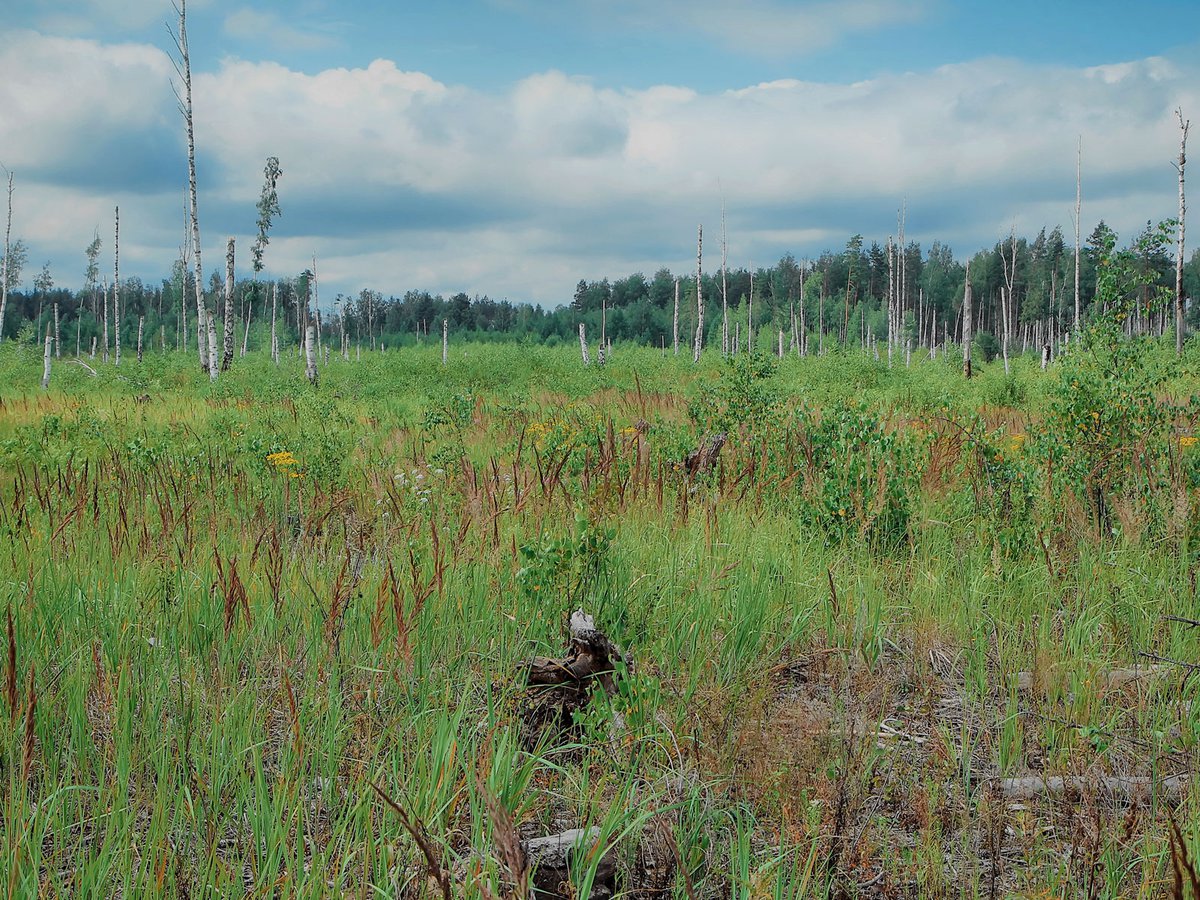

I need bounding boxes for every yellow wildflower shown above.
[1181,436,1198,448]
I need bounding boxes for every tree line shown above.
[1,219,1197,361]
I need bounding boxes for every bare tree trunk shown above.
[442,318,448,365]
[579,322,590,365]
[1080,137,1089,338]
[305,324,318,385]
[137,316,144,363]
[114,206,121,366]
[221,237,235,370]
[1177,108,1190,354]
[0,172,11,340]
[747,266,754,354]
[693,224,704,362]
[672,276,679,355]
[963,260,973,378]
[721,198,729,355]
[41,326,51,390]
[777,329,783,358]
[271,282,279,364]
[242,302,252,356]
[207,314,218,382]
[886,236,895,366]
[102,276,109,363]
[75,308,81,357]
[53,302,60,358]
[173,0,208,372]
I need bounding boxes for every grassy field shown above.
[3,336,1200,898]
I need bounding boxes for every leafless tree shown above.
[169,0,209,372]
[693,224,704,362]
[221,237,235,370]
[1176,108,1190,353]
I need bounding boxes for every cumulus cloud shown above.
[1,29,1196,305]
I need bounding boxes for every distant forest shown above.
[2,221,1199,358]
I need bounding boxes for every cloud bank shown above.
[0,29,1195,306]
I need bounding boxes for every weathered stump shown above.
[521,610,626,747]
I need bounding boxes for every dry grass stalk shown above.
[5,604,15,720]
[283,672,302,759]
[22,663,36,783]
[368,779,453,900]
[478,774,529,900]
[214,551,250,637]
[1169,808,1200,899]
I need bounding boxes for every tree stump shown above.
[521,610,626,748]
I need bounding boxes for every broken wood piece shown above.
[998,774,1189,803]
[1013,663,1174,693]
[524,827,616,899]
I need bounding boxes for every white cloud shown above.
[1,29,1196,306]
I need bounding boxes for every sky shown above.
[2,0,1198,308]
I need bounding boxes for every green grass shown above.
[2,339,1200,897]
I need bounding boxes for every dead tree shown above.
[170,0,208,373]
[721,196,729,355]
[1176,108,1190,354]
[41,325,51,389]
[672,276,679,355]
[1080,139,1089,336]
[963,259,973,378]
[305,324,318,385]
[0,170,11,340]
[579,322,590,365]
[207,314,218,382]
[693,223,703,362]
[137,316,144,363]
[113,206,121,366]
[221,237,235,370]
[271,282,279,364]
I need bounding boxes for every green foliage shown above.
[517,512,616,608]
[795,401,918,548]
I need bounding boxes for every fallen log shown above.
[1014,663,1173,693]
[998,773,1189,803]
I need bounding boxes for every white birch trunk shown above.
[305,324,318,385]
[672,276,679,356]
[53,302,60,358]
[41,326,51,389]
[579,322,590,365]
[207,314,218,382]
[137,316,144,363]
[442,318,448,365]
[271,282,278,364]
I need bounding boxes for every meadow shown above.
[3,333,1200,898]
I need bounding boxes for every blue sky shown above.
[3,0,1198,306]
